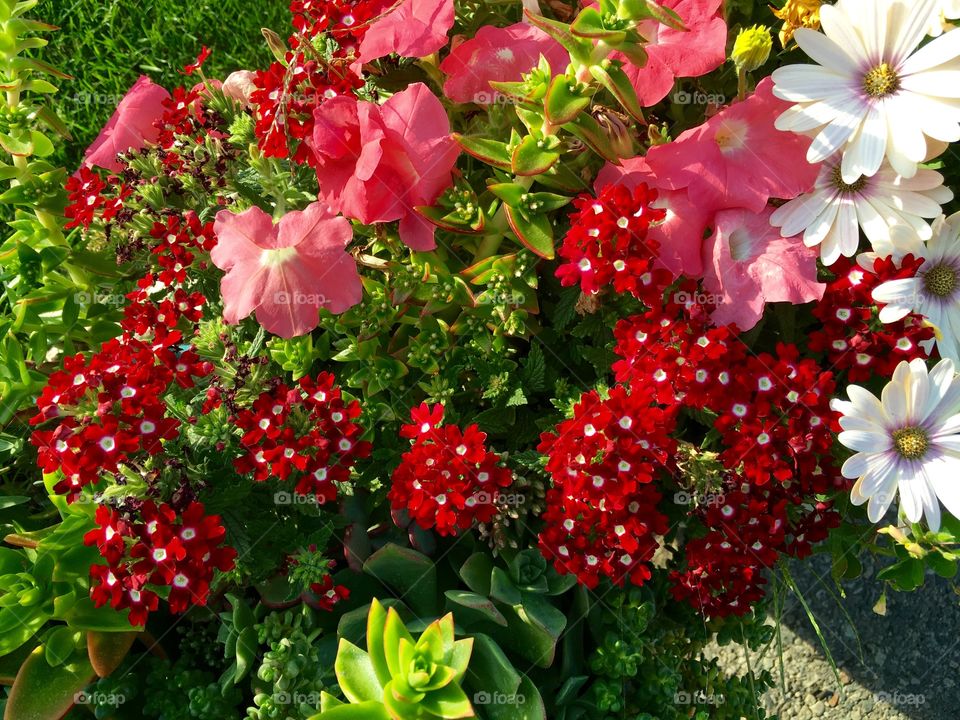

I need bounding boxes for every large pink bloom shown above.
[84,76,169,171]
[359,0,455,63]
[440,23,569,104]
[211,203,361,338]
[702,208,825,331]
[595,0,726,106]
[310,83,459,251]
[595,157,710,277]
[646,78,820,214]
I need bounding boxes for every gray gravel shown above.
[713,554,959,719]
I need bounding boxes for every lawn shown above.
[40,0,290,167]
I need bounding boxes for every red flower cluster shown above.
[30,333,211,500]
[232,373,370,502]
[555,183,671,303]
[65,167,129,230]
[389,403,513,537]
[670,476,841,617]
[251,0,384,160]
[85,501,236,626]
[810,256,935,381]
[612,299,839,488]
[537,384,675,588]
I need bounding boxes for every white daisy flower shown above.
[927,0,960,36]
[769,161,953,266]
[772,0,960,184]
[831,357,960,531]
[872,212,960,361]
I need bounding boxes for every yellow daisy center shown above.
[892,427,929,460]
[924,263,958,298]
[863,63,900,98]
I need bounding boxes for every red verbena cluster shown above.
[555,183,671,303]
[309,574,351,611]
[389,403,514,537]
[231,372,370,502]
[670,474,841,617]
[537,384,674,589]
[251,0,385,160]
[809,255,935,381]
[30,333,211,501]
[85,501,236,626]
[65,166,129,230]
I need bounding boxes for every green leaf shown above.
[367,599,392,686]
[363,544,439,617]
[544,75,592,125]
[459,554,494,596]
[487,182,527,208]
[418,682,474,718]
[4,645,95,720]
[234,626,258,682]
[311,701,391,719]
[563,114,622,163]
[452,134,512,170]
[511,135,559,176]
[335,640,384,704]
[43,626,77,667]
[464,634,522,697]
[570,7,626,42]
[86,630,137,678]
[505,205,554,259]
[590,63,645,123]
[445,591,508,627]
[476,676,546,720]
[0,496,29,509]
[62,596,132,632]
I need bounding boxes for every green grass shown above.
[38,0,292,167]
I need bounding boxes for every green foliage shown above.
[317,599,475,720]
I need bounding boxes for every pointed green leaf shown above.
[505,205,554,259]
[511,135,559,176]
[452,134,512,171]
[545,75,592,125]
[335,640,384,704]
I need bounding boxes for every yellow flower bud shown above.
[732,25,773,73]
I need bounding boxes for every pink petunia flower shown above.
[83,76,170,172]
[587,0,727,106]
[702,207,825,331]
[358,0,455,63]
[646,78,820,214]
[595,157,711,277]
[222,70,257,106]
[440,23,569,104]
[310,82,459,251]
[211,203,362,338]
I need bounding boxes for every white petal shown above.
[841,105,887,182]
[900,22,960,75]
[795,28,861,74]
[842,452,871,478]
[772,65,852,103]
[838,429,892,452]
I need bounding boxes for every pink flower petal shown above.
[212,203,361,338]
[359,0,455,63]
[702,207,825,330]
[84,76,170,171]
[440,23,569,104]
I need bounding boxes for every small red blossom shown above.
[556,183,672,303]
[389,404,514,537]
[182,45,211,75]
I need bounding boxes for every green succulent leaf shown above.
[335,639,385,704]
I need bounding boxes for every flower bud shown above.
[731,25,772,73]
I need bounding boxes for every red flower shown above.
[310,574,351,611]
[556,183,672,303]
[182,45,211,75]
[389,404,513,536]
[537,384,674,588]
